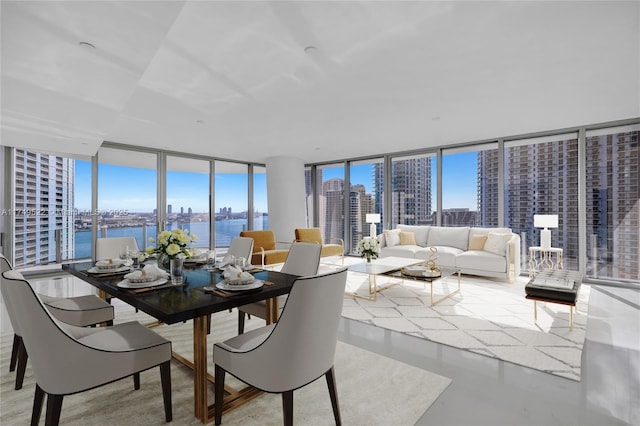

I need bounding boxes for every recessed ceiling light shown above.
[314,147,321,150]
[196,120,204,124]
[79,41,96,50]
[304,46,317,54]
[432,116,441,121]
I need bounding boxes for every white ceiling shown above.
[1,1,639,164]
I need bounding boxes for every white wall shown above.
[265,156,307,246]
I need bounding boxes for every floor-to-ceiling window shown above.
[316,164,345,248]
[97,147,158,254]
[166,155,210,249]
[504,133,580,272]
[253,165,268,231]
[585,125,639,282]
[10,149,79,267]
[349,159,383,253]
[390,153,435,226]
[443,143,499,227]
[214,161,248,248]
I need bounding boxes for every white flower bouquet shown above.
[146,228,198,261]
[357,237,380,262]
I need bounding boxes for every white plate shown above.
[216,280,263,291]
[117,277,168,289]
[88,266,131,274]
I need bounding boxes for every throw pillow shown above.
[399,231,417,245]
[483,232,512,256]
[469,234,488,250]
[383,229,401,247]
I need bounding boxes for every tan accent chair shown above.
[239,230,289,267]
[213,268,348,426]
[237,242,321,334]
[1,269,173,425]
[0,253,114,391]
[295,228,344,264]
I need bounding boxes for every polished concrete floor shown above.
[2,274,638,425]
[337,283,639,426]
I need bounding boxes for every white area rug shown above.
[0,303,451,425]
[341,264,590,381]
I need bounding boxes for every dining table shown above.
[62,260,299,424]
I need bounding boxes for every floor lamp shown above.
[366,214,380,239]
[534,214,558,249]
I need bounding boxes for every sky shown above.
[75,152,479,213]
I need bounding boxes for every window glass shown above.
[504,133,579,272]
[391,153,435,226]
[253,166,268,230]
[585,125,639,281]
[97,148,157,254]
[11,149,81,266]
[443,143,499,227]
[215,161,248,248]
[316,164,345,248]
[167,156,210,249]
[349,159,383,253]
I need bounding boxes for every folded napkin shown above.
[125,264,169,281]
[95,259,125,268]
[222,266,254,284]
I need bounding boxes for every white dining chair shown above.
[95,236,140,260]
[225,236,254,262]
[0,253,114,391]
[1,269,173,425]
[213,268,348,426]
[237,241,321,334]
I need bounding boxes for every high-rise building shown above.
[387,157,432,225]
[12,149,74,267]
[585,130,639,280]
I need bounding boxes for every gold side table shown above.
[528,246,563,278]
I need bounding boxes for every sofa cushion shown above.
[384,229,401,247]
[427,227,469,251]
[396,225,430,246]
[415,246,462,268]
[483,231,512,256]
[469,227,512,250]
[456,251,507,273]
[380,245,422,258]
[399,232,417,245]
[469,234,487,250]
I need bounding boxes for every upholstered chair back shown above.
[96,236,140,260]
[280,242,321,276]
[227,237,254,260]
[294,228,323,245]
[239,230,276,252]
[215,268,348,393]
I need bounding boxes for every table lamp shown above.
[366,213,381,238]
[534,214,558,249]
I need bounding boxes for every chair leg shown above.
[10,334,20,372]
[214,365,226,426]
[31,384,45,426]
[282,390,293,426]
[133,372,140,390]
[160,361,172,422]
[238,311,246,335]
[16,339,28,390]
[207,314,211,335]
[45,393,64,426]
[325,366,342,426]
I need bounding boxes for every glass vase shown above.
[170,257,184,284]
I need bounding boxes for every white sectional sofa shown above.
[378,224,521,282]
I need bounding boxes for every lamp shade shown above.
[533,214,558,228]
[365,213,381,223]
